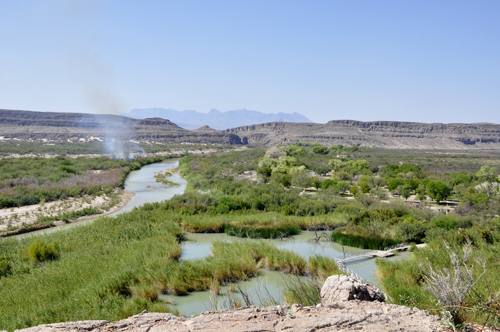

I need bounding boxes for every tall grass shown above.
[0,211,314,331]
[0,210,183,331]
[376,237,500,328]
[282,255,345,306]
[331,226,402,250]
[174,212,346,237]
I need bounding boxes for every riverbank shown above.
[0,190,134,238]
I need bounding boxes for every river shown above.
[12,159,187,239]
[10,159,407,317]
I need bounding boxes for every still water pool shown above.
[9,159,409,317]
[160,231,409,317]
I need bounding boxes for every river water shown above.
[160,231,408,317]
[12,159,187,239]
[10,159,408,316]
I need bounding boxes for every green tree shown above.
[321,179,337,190]
[350,185,360,195]
[402,189,411,200]
[426,180,451,203]
[388,178,405,191]
[476,165,499,182]
[312,146,330,155]
[336,181,350,194]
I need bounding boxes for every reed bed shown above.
[0,207,337,331]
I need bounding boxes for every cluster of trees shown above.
[177,146,500,248]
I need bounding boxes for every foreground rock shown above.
[15,301,442,332]
[321,275,386,304]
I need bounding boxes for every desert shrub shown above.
[12,193,40,207]
[0,196,13,208]
[27,238,60,263]
[331,226,401,250]
[396,221,428,243]
[433,215,459,230]
[59,166,79,174]
[0,256,11,278]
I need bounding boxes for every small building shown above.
[405,200,422,208]
[336,155,354,158]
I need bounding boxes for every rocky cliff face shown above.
[2,109,500,149]
[225,120,500,149]
[0,110,243,145]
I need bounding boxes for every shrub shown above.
[433,216,459,230]
[59,166,79,174]
[27,238,60,263]
[397,221,428,243]
[331,227,401,250]
[0,256,11,277]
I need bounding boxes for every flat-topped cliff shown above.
[225,120,500,149]
[0,109,243,145]
[2,109,500,149]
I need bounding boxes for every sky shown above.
[0,1,499,124]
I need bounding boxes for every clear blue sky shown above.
[1,0,499,124]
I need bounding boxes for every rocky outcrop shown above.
[3,109,500,149]
[11,274,445,332]
[0,109,243,145]
[14,302,442,332]
[321,275,386,304]
[225,120,500,149]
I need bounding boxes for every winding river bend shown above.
[12,159,408,316]
[13,159,187,239]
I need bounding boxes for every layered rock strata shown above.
[225,120,500,149]
[2,109,500,149]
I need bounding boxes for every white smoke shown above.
[80,88,145,160]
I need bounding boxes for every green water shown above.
[161,231,409,317]
[7,160,410,317]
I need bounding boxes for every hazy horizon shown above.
[0,1,499,124]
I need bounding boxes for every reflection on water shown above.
[108,159,186,216]
[12,159,185,239]
[160,269,289,318]
[168,231,409,317]
[8,160,410,316]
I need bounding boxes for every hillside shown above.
[0,109,243,145]
[225,120,500,149]
[124,108,312,130]
[2,109,500,149]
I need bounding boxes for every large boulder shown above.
[321,275,385,304]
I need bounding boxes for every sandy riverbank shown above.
[0,190,135,238]
[161,166,181,176]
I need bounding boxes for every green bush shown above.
[27,238,60,263]
[59,166,79,174]
[331,227,401,250]
[0,256,11,277]
[433,215,459,230]
[224,223,300,239]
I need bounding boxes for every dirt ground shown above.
[0,190,134,232]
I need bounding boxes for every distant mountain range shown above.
[2,109,500,150]
[123,108,312,130]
